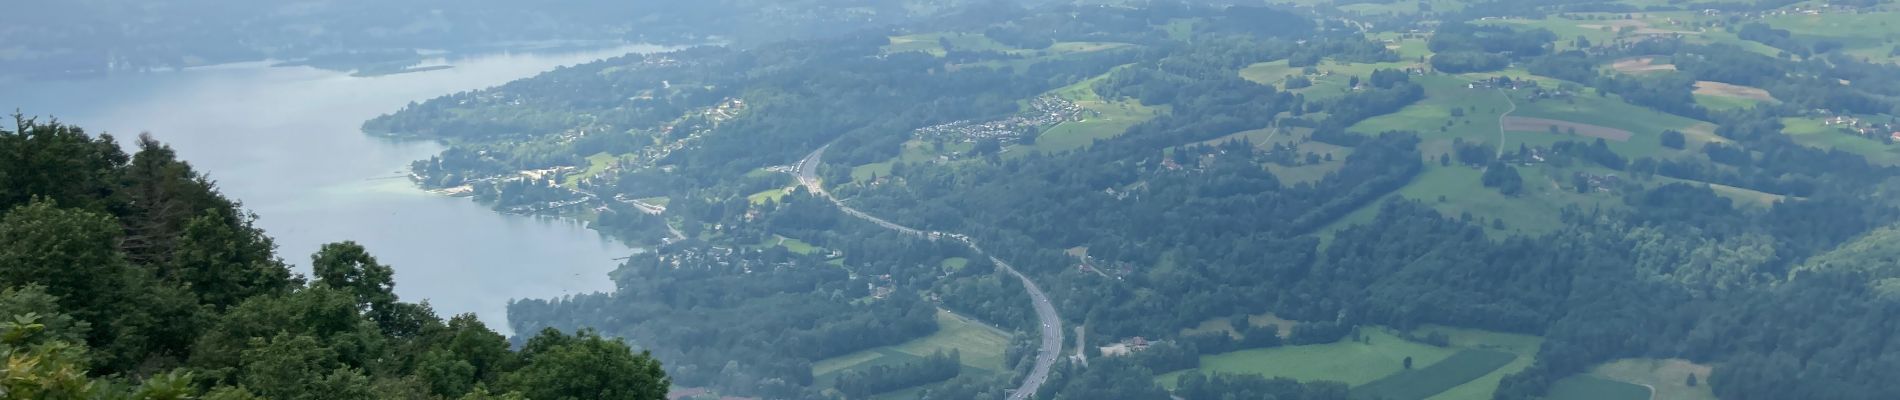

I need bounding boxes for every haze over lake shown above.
[0,45,667,333]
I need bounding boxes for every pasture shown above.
[746,187,791,205]
[1352,350,1517,400]
[1502,116,1632,141]
[1412,326,1543,400]
[1156,328,1459,389]
[812,310,1010,390]
[1157,325,1540,400]
[1761,11,1900,64]
[1025,71,1163,153]
[1609,57,1677,74]
[1781,117,1900,166]
[1547,376,1651,400]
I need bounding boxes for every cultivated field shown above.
[1353,349,1518,400]
[1610,57,1677,74]
[1418,326,1544,400]
[1693,81,1774,101]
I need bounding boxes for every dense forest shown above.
[0,116,670,399]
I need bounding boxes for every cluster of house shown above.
[1098,336,1154,357]
[1576,172,1624,193]
[1821,114,1900,142]
[912,95,1084,143]
[639,97,750,164]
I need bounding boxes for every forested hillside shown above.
[353,0,1900,399]
[0,116,669,399]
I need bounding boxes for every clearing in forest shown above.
[1692,81,1774,102]
[811,310,1010,390]
[1025,70,1164,153]
[1609,57,1677,74]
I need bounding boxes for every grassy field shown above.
[564,152,623,187]
[1157,328,1458,389]
[1024,71,1164,153]
[1547,376,1652,400]
[746,187,791,205]
[1781,117,1900,166]
[1415,326,1544,400]
[1158,325,1539,400]
[1589,358,1717,400]
[1505,90,1709,158]
[884,32,1019,56]
[812,310,1010,390]
[1352,349,1518,400]
[767,234,818,255]
[1761,11,1900,64]
[1239,59,1423,101]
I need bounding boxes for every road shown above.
[1495,87,1518,159]
[793,145,1064,400]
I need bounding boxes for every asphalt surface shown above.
[794,145,1063,400]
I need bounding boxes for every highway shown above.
[793,145,1064,400]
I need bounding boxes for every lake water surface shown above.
[0,45,666,333]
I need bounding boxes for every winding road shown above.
[792,145,1064,400]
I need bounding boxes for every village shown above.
[912,95,1084,144]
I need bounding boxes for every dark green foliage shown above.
[832,350,961,398]
[1481,162,1524,195]
[1172,372,1350,400]
[503,328,669,400]
[1659,129,1686,149]
[0,119,669,399]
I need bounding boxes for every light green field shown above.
[1762,11,1900,64]
[1024,71,1164,153]
[939,257,969,272]
[746,187,791,205]
[1354,349,1518,400]
[1404,162,1619,236]
[1506,90,1711,158]
[1695,93,1761,111]
[1781,117,1900,166]
[765,234,818,255]
[884,32,1019,56]
[1239,59,1423,101]
[851,162,894,183]
[1416,325,1544,400]
[1548,375,1652,400]
[564,152,623,187]
[812,310,1009,382]
[1157,328,1458,389]
[1350,75,1511,148]
[1588,358,1718,400]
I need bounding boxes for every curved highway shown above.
[792,145,1063,400]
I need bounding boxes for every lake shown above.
[0,45,668,333]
